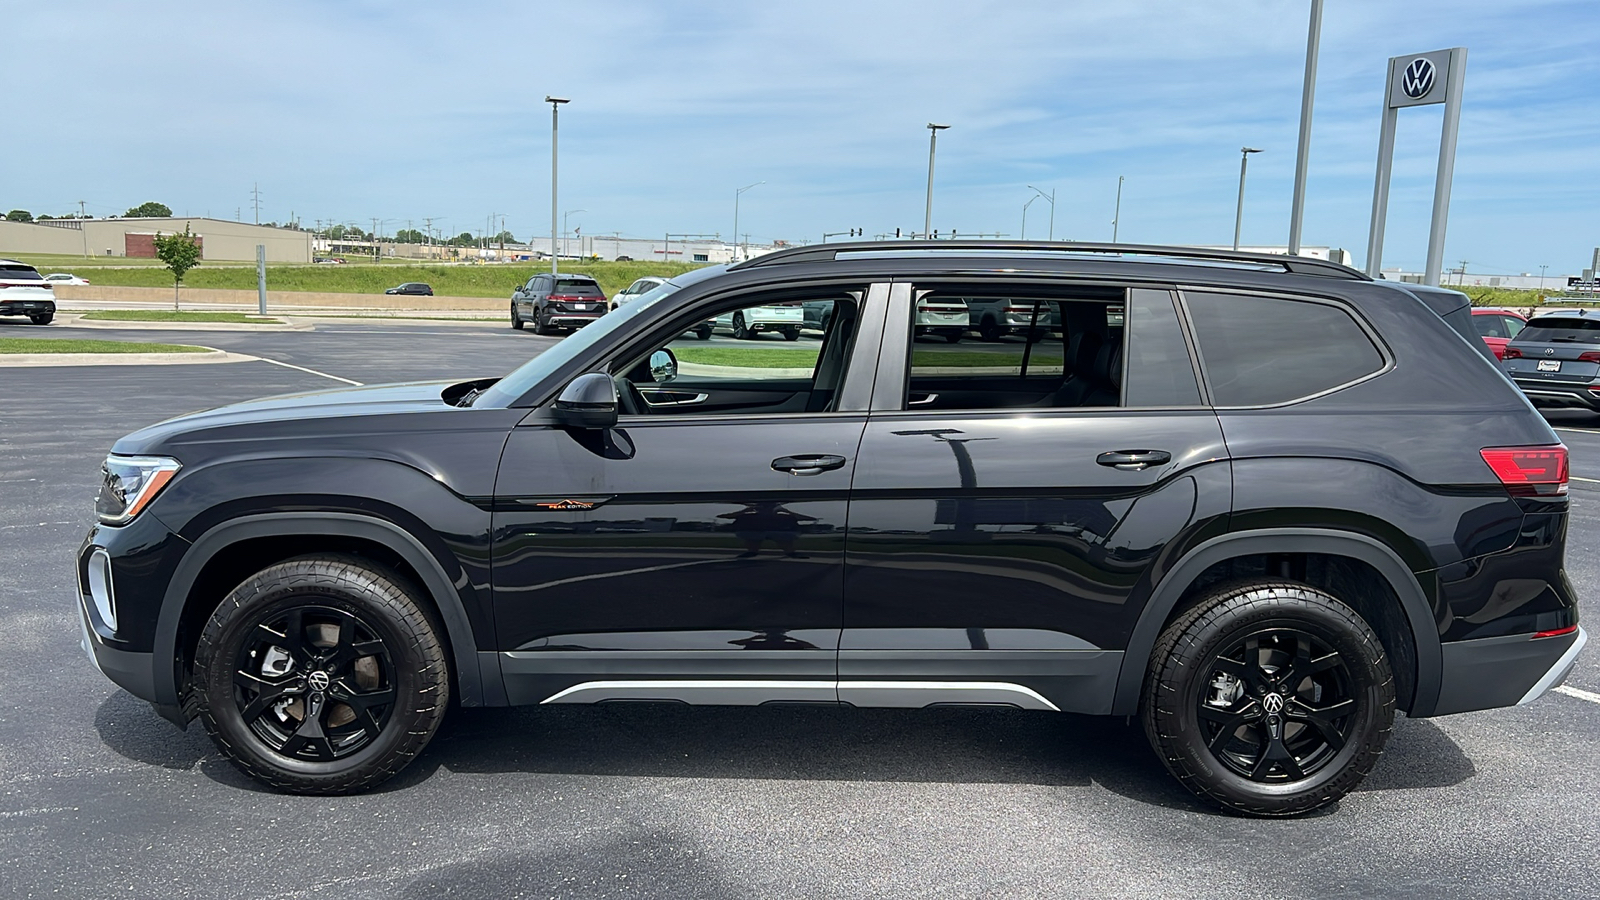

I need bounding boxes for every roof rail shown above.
[729,240,1370,280]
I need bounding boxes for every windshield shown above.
[472,265,726,407]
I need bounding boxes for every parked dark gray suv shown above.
[1501,310,1600,411]
[78,242,1582,816]
[511,273,607,334]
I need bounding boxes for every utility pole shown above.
[546,96,569,274]
[1027,185,1055,240]
[733,181,763,262]
[1458,260,1470,286]
[77,200,86,218]
[1233,147,1263,251]
[1540,264,1549,291]
[924,123,950,239]
[251,183,262,225]
[1288,0,1324,256]
[1112,176,1125,243]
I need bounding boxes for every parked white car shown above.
[44,273,91,286]
[610,276,668,311]
[914,295,968,343]
[713,301,804,340]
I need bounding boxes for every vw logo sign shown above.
[307,670,331,691]
[1402,58,1436,100]
[1262,692,1286,714]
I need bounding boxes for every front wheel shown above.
[194,554,449,795]
[1141,580,1394,817]
[30,313,53,325]
[510,303,523,330]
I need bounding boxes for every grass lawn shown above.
[673,346,821,368]
[0,338,211,354]
[79,310,284,324]
[11,258,702,298]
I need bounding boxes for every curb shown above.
[61,314,312,332]
[0,349,258,368]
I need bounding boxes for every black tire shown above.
[781,326,801,342]
[194,554,449,795]
[733,312,752,340]
[979,317,1001,342]
[695,324,713,340]
[943,331,962,344]
[29,314,53,325]
[533,309,553,335]
[510,302,523,330]
[1141,580,1394,817]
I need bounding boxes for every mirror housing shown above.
[649,348,677,383]
[553,372,619,429]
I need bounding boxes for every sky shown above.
[8,0,1598,277]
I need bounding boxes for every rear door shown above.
[841,280,1231,714]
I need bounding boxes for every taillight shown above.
[1505,347,1522,358]
[1480,445,1568,496]
[1533,624,1578,639]
[1579,351,1600,363]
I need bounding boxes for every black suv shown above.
[79,242,1584,815]
[511,273,607,334]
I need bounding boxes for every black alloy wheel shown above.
[1142,580,1394,817]
[534,308,554,335]
[195,554,449,794]
[510,302,523,329]
[30,313,53,325]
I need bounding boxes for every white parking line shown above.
[1571,476,1600,484]
[1555,427,1600,436]
[256,357,363,386]
[1555,684,1600,704]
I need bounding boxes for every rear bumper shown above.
[1511,379,1600,410]
[1432,627,1586,715]
[546,315,601,328]
[0,299,56,315]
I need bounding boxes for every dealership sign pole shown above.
[1365,48,1467,285]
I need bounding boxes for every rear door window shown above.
[1184,291,1385,407]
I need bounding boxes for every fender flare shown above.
[152,512,500,711]
[1110,528,1441,717]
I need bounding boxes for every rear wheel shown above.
[979,317,1001,342]
[1141,580,1394,817]
[943,331,962,344]
[533,310,553,335]
[695,324,713,340]
[510,303,523,330]
[194,554,449,795]
[733,312,753,340]
[29,313,53,325]
[781,326,801,341]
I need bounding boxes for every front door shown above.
[491,283,886,706]
[841,282,1231,714]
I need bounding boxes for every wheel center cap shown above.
[307,670,331,692]
[1262,692,1285,714]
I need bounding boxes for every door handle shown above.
[772,454,848,476]
[1096,449,1172,471]
[907,392,939,407]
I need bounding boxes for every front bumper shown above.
[78,587,158,703]
[1432,626,1587,715]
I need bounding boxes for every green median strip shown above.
[673,347,821,368]
[78,310,284,324]
[0,338,211,354]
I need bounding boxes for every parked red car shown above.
[1472,307,1527,360]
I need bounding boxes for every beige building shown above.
[0,217,312,263]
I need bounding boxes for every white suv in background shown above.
[0,260,56,325]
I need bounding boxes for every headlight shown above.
[95,455,181,524]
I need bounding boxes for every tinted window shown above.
[1502,316,1525,338]
[0,265,43,281]
[1473,314,1508,338]
[1185,291,1384,406]
[1518,317,1600,343]
[1125,289,1201,407]
[554,278,602,296]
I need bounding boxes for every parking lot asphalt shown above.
[3,319,1600,899]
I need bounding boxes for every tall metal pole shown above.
[924,123,949,238]
[1022,195,1037,240]
[1424,48,1468,287]
[1288,0,1324,257]
[256,244,267,316]
[546,96,569,275]
[1365,67,1399,277]
[1027,186,1054,241]
[733,181,762,262]
[1233,148,1262,251]
[1112,176,1124,242]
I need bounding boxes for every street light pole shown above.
[733,181,763,262]
[545,96,569,274]
[1287,0,1324,256]
[924,123,950,238]
[1233,147,1263,251]
[1027,185,1055,241]
[1112,176,1124,242]
[1022,195,1038,240]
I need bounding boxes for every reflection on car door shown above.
[490,283,889,707]
[841,283,1231,714]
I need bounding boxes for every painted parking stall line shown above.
[1555,684,1600,704]
[255,356,363,386]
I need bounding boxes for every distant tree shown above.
[326,224,347,240]
[492,230,517,244]
[451,231,474,247]
[6,209,33,222]
[393,228,424,244]
[125,201,173,218]
[37,214,53,221]
[153,225,202,310]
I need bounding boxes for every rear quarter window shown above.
[1184,291,1385,407]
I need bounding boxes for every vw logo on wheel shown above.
[1402,57,1436,100]
[1262,692,1286,714]
[307,670,331,691]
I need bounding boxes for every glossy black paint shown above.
[78,244,1579,726]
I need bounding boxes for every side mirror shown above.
[649,348,677,383]
[553,372,618,429]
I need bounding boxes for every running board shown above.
[538,679,1061,711]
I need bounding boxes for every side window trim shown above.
[1175,285,1393,409]
[1166,287,1215,407]
[866,282,914,411]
